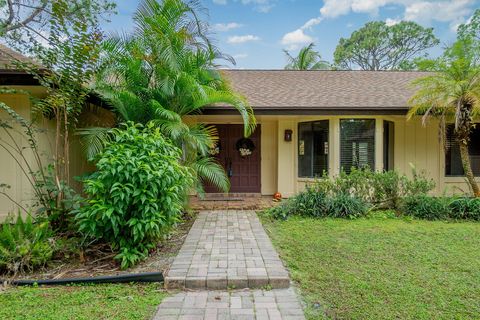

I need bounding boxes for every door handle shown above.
[227,157,233,177]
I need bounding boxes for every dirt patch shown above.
[1,212,196,281]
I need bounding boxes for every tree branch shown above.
[4,0,48,32]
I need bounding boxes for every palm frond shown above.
[283,43,330,70]
[191,87,256,136]
[76,127,113,160]
[190,156,230,193]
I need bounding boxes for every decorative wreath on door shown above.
[208,141,221,156]
[236,138,255,157]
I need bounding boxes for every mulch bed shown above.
[1,212,196,282]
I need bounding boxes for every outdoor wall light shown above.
[284,129,293,142]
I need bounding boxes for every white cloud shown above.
[404,0,474,29]
[280,15,321,50]
[318,0,476,26]
[233,53,248,59]
[281,29,314,50]
[385,17,401,26]
[227,35,261,44]
[213,0,276,13]
[211,22,243,32]
[301,17,324,30]
[281,0,476,50]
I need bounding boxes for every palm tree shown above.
[408,39,480,196]
[79,0,256,194]
[284,43,330,70]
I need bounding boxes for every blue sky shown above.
[104,0,480,69]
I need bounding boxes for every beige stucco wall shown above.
[0,87,97,220]
[392,115,478,195]
[189,114,479,197]
[0,87,52,220]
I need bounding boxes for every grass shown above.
[0,283,167,320]
[262,215,480,320]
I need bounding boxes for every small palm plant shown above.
[284,43,330,70]
[0,215,53,274]
[408,39,480,196]
[80,0,256,194]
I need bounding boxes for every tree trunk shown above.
[458,140,480,197]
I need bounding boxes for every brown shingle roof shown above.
[0,44,40,70]
[206,70,431,114]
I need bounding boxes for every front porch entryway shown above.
[205,124,261,193]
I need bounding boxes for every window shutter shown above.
[340,119,375,173]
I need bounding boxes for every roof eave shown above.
[201,106,409,116]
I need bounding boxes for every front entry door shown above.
[205,124,261,193]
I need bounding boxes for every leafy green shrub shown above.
[267,187,368,220]
[312,167,435,209]
[267,168,435,220]
[294,187,329,217]
[267,199,296,220]
[75,123,193,269]
[0,215,54,274]
[267,185,329,220]
[449,197,480,220]
[403,195,451,220]
[404,196,480,221]
[326,193,369,219]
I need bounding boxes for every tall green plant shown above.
[81,0,256,194]
[76,123,193,268]
[408,38,480,196]
[284,43,330,70]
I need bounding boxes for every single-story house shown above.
[1,46,479,219]
[187,70,480,197]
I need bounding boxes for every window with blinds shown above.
[340,119,375,173]
[445,124,480,176]
[298,120,329,178]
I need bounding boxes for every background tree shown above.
[458,9,480,41]
[408,38,480,196]
[284,43,330,70]
[334,21,439,70]
[81,0,256,194]
[0,1,115,45]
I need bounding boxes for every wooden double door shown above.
[205,124,261,193]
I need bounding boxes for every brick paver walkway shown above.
[157,210,306,320]
[165,210,289,290]
[153,288,305,320]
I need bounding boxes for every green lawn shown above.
[0,283,167,320]
[262,216,480,320]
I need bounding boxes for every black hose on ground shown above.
[1,271,164,286]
